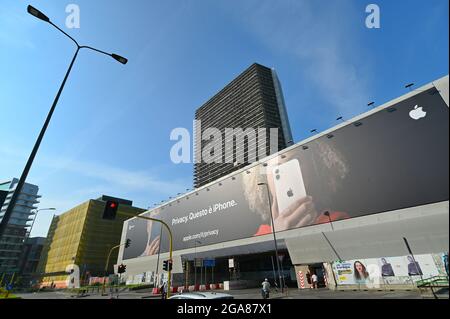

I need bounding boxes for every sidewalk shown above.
[221,287,424,299]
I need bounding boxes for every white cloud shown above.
[1,143,190,237]
[41,155,189,194]
[0,144,189,196]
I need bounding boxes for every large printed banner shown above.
[333,254,441,285]
[122,88,449,260]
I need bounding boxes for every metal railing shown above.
[416,275,449,299]
[416,275,449,288]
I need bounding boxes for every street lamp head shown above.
[36,207,56,212]
[27,5,50,23]
[111,53,128,65]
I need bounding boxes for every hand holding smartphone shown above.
[270,159,317,231]
[272,159,307,215]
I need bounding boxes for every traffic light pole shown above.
[102,243,124,296]
[117,212,173,298]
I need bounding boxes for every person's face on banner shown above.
[355,262,364,273]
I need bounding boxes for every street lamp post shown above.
[0,5,127,240]
[258,182,284,293]
[321,212,342,261]
[321,211,340,289]
[194,240,201,288]
[323,211,334,231]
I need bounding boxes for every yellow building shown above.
[37,196,144,288]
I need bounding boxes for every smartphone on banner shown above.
[272,159,307,215]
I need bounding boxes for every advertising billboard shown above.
[333,254,440,285]
[122,87,449,260]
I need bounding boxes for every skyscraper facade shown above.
[193,63,293,188]
[0,178,40,274]
[17,236,46,286]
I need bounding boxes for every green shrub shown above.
[128,284,152,291]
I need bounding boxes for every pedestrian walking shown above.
[261,278,270,299]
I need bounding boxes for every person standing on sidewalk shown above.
[311,273,318,289]
[161,281,168,299]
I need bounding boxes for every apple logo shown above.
[287,188,294,197]
[409,105,427,120]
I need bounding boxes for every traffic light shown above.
[182,260,187,271]
[118,264,126,274]
[125,238,131,248]
[102,200,119,220]
[163,259,173,271]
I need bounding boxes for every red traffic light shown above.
[102,200,119,220]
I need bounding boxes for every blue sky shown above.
[0,0,448,237]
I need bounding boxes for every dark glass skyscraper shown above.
[194,63,293,188]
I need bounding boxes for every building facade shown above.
[0,178,40,274]
[117,75,449,290]
[17,236,46,287]
[37,195,144,288]
[194,63,293,188]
